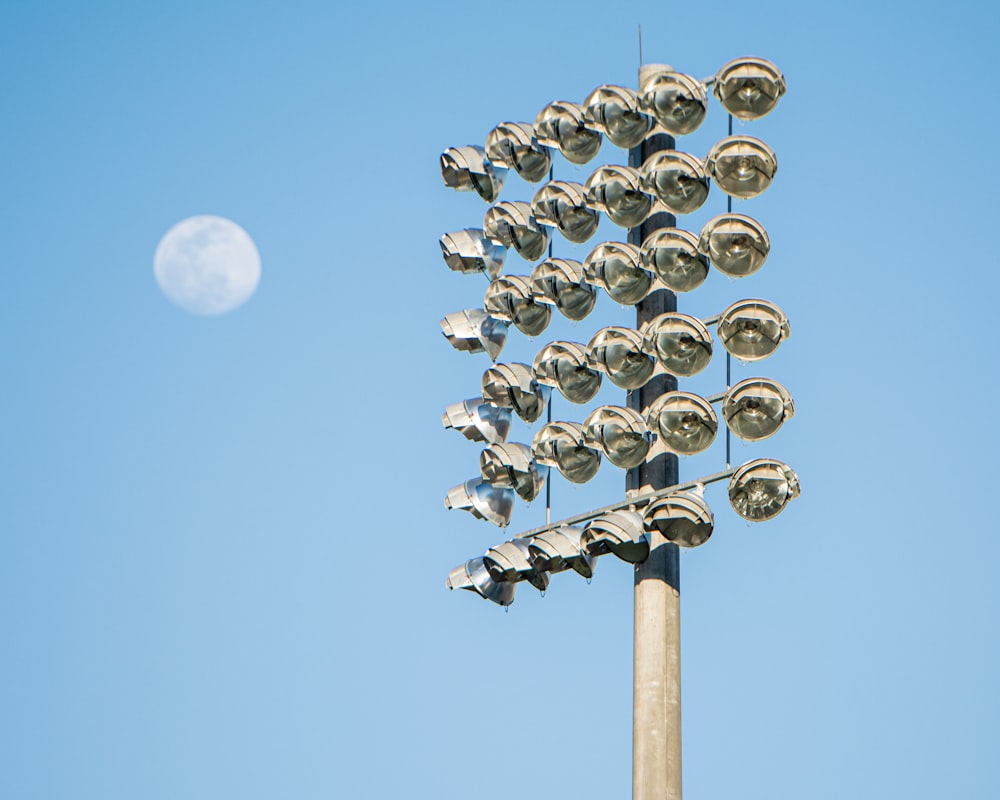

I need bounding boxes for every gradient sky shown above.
[2,2,999,798]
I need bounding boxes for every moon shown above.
[154,215,261,315]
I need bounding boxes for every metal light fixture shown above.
[480,442,548,502]
[640,228,709,292]
[440,228,507,279]
[713,57,786,120]
[484,201,551,262]
[728,458,800,521]
[486,121,552,183]
[482,362,550,423]
[643,487,714,547]
[585,165,652,228]
[440,309,508,360]
[532,421,601,484]
[583,85,652,149]
[641,312,713,376]
[440,145,507,202]
[484,539,550,592]
[484,275,552,337]
[532,181,600,243]
[639,70,708,135]
[446,557,515,606]
[445,478,515,527]
[587,326,654,389]
[442,397,512,443]
[722,378,795,441]
[530,258,597,321]
[705,136,778,199]
[646,392,718,455]
[534,101,602,164]
[528,526,595,579]
[717,299,791,361]
[584,241,652,305]
[698,214,770,277]
[532,341,602,404]
[584,405,652,469]
[582,510,650,563]
[641,151,709,215]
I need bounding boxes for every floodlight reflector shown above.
[534,101,602,164]
[532,341,602,404]
[705,136,778,199]
[444,478,514,527]
[584,405,652,469]
[530,258,597,321]
[639,70,708,135]
[584,241,652,305]
[640,228,709,292]
[484,539,550,592]
[532,421,601,484]
[643,488,714,548]
[482,363,550,423]
[646,392,718,455]
[722,378,795,441]
[713,57,786,120]
[728,458,800,521]
[440,228,507,279]
[442,398,512,444]
[447,557,515,606]
[484,275,552,337]
[641,150,709,214]
[585,165,652,228]
[582,510,649,563]
[480,442,548,502]
[484,201,551,262]
[587,326,654,389]
[698,214,770,277]
[583,84,652,149]
[528,526,595,579]
[440,309,508,360]
[641,313,713,376]
[532,181,600,243]
[717,299,791,361]
[440,145,507,202]
[486,122,552,183]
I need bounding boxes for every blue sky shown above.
[2,1,999,798]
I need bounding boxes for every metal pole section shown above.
[628,63,682,800]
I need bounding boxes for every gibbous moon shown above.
[154,215,261,315]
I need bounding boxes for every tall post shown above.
[627,63,682,800]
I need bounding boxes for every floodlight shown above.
[587,326,654,389]
[640,228,709,292]
[484,201,551,262]
[484,539,550,592]
[447,557,516,606]
[643,488,714,548]
[585,165,652,228]
[713,57,786,120]
[583,84,652,149]
[640,150,709,215]
[532,421,601,484]
[646,392,718,455]
[486,121,552,183]
[480,442,548,502]
[439,228,507,279]
[532,341,602,404]
[722,378,795,441]
[640,313,713,376]
[584,241,652,305]
[445,478,514,527]
[440,145,507,202]
[528,526,595,578]
[530,258,597,321]
[717,299,790,361]
[482,362,550,423]
[440,309,508,360]
[534,101,602,164]
[584,405,651,469]
[532,181,600,243]
[582,510,649,563]
[698,214,770,277]
[705,136,778,199]
[639,70,708,135]
[442,397,512,444]
[728,458,800,521]
[484,275,552,337]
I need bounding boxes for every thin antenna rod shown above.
[638,25,643,69]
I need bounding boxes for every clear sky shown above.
[2,1,999,798]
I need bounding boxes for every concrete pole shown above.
[627,63,682,800]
